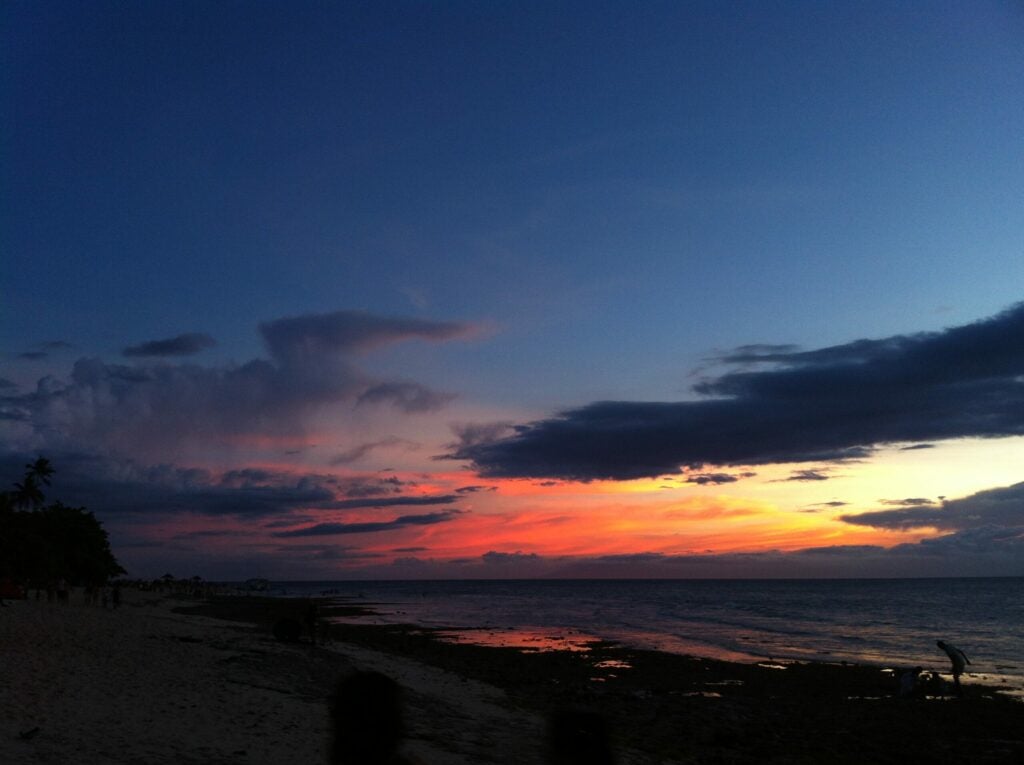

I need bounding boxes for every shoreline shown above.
[181,593,1024,764]
[3,589,1023,764]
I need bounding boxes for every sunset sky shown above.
[3,1,1024,579]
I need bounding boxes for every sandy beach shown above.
[3,589,1023,764]
[1,589,554,765]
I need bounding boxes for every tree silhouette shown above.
[26,456,54,487]
[11,474,44,509]
[0,457,124,585]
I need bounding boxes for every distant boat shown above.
[244,577,269,592]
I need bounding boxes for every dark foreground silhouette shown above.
[547,709,616,765]
[330,671,416,765]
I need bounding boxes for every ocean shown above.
[273,577,1024,696]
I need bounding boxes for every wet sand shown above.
[3,590,1022,764]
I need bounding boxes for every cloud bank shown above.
[841,481,1024,531]
[272,510,461,537]
[448,303,1024,480]
[0,452,422,517]
[1,310,477,459]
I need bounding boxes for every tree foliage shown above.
[0,458,124,584]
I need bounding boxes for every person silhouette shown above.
[304,600,319,645]
[936,640,970,696]
[329,671,415,764]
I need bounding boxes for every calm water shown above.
[275,578,1024,693]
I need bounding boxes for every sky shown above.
[3,1,1024,580]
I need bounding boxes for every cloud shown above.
[123,333,217,358]
[324,495,459,510]
[356,381,456,413]
[780,469,832,482]
[685,471,756,486]
[2,309,476,459]
[841,480,1024,531]
[905,525,1024,555]
[378,527,1024,578]
[715,343,801,363]
[272,509,461,537]
[0,378,16,390]
[17,351,48,360]
[878,497,935,506]
[899,443,935,451]
[338,476,408,498]
[0,451,450,520]
[448,302,1024,480]
[330,438,419,465]
[455,485,497,494]
[258,310,475,360]
[481,550,540,564]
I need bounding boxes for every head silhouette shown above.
[330,671,404,765]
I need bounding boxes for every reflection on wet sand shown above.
[433,626,600,652]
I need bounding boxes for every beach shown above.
[2,589,1023,764]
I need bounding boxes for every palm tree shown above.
[25,457,54,487]
[12,474,44,509]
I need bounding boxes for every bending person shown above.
[936,640,970,696]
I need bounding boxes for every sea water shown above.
[275,577,1024,694]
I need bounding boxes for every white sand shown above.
[2,591,658,765]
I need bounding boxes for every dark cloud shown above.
[392,546,429,553]
[41,341,75,352]
[841,480,1024,531]
[878,497,935,506]
[18,351,47,360]
[324,494,459,510]
[685,471,756,485]
[480,529,1023,578]
[339,476,407,498]
[715,343,801,363]
[2,309,475,458]
[455,485,497,494]
[262,517,314,529]
[259,310,474,360]
[899,443,935,451]
[903,525,1024,555]
[481,550,540,564]
[0,378,16,390]
[440,422,515,455]
[781,469,832,482]
[272,510,460,537]
[122,333,216,358]
[448,302,1024,480]
[0,451,445,520]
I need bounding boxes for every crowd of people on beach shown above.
[4,578,121,607]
